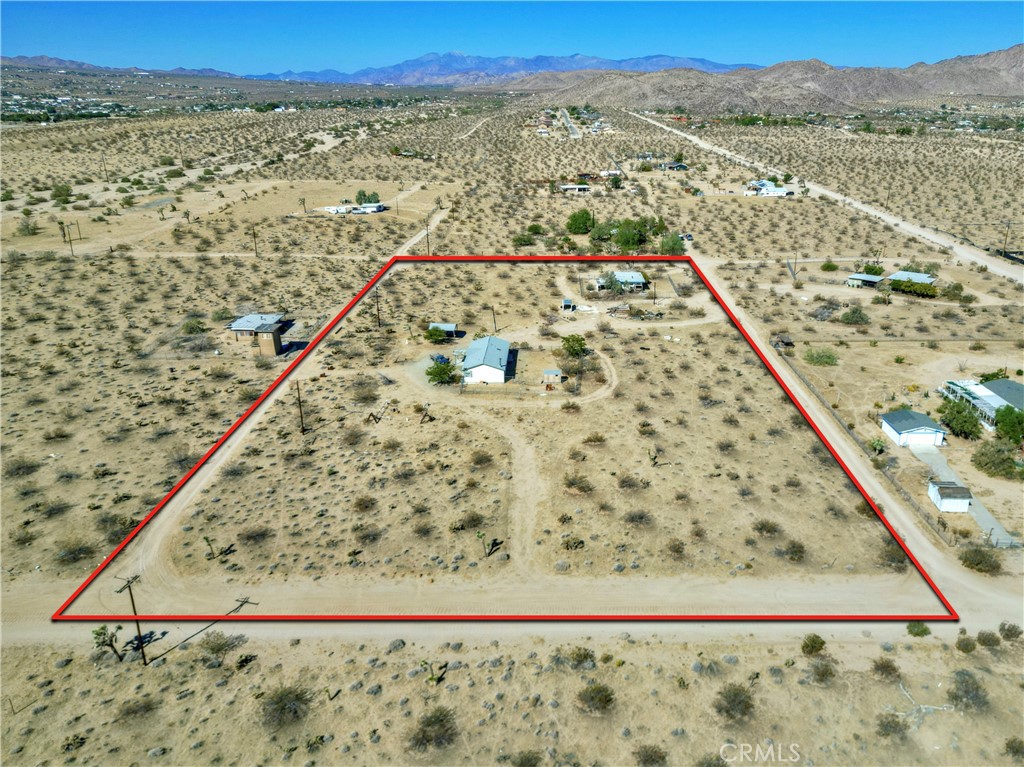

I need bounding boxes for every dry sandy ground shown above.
[3,102,1023,767]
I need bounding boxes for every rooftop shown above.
[429,322,458,333]
[929,480,973,500]
[880,409,946,433]
[847,273,885,283]
[980,378,1024,412]
[462,336,510,371]
[888,270,936,285]
[229,313,284,332]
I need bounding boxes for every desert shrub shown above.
[876,713,908,739]
[577,682,615,712]
[839,306,870,325]
[568,646,595,668]
[3,455,40,477]
[959,546,1001,575]
[624,510,653,527]
[955,635,977,653]
[947,670,988,711]
[96,512,138,545]
[413,522,433,538]
[181,318,208,335]
[118,697,159,719]
[221,462,252,479]
[694,755,728,767]
[801,633,826,656]
[564,472,594,493]
[879,538,910,573]
[198,630,248,660]
[976,630,1001,648]
[809,658,836,685]
[238,526,273,545]
[355,526,383,545]
[753,519,781,537]
[971,439,1023,479]
[803,348,838,366]
[471,450,493,467]
[510,751,543,767]
[713,683,754,721]
[1005,736,1024,761]
[54,538,94,563]
[999,621,1022,641]
[871,657,900,681]
[906,621,931,637]
[353,495,377,513]
[350,376,379,404]
[582,432,606,444]
[779,539,806,562]
[633,744,668,766]
[618,473,643,489]
[667,538,685,559]
[409,706,458,751]
[262,685,313,727]
[342,427,365,446]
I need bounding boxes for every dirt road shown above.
[628,112,1024,284]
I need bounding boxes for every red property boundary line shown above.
[54,255,957,622]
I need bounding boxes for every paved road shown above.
[909,445,1015,548]
[628,111,1024,285]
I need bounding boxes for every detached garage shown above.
[879,409,946,447]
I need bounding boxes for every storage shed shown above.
[928,480,972,513]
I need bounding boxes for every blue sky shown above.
[1,2,1021,73]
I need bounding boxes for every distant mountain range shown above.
[0,54,235,79]
[242,52,762,85]
[3,46,1020,111]
[487,45,1024,112]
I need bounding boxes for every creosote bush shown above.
[633,744,669,766]
[713,683,754,721]
[946,670,989,711]
[577,682,615,712]
[871,656,900,681]
[262,685,314,727]
[876,712,908,739]
[409,706,458,751]
[801,633,826,656]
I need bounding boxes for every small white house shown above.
[745,179,788,197]
[461,336,510,384]
[928,480,972,513]
[879,409,946,447]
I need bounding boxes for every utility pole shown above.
[250,225,258,257]
[295,380,306,434]
[115,575,147,666]
[490,306,497,333]
[424,216,430,256]
[100,152,110,184]
[375,287,382,328]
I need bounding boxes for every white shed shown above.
[461,336,510,384]
[879,410,946,447]
[928,480,972,513]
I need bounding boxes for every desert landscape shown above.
[2,12,1023,767]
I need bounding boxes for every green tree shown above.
[511,233,535,247]
[614,218,646,252]
[566,208,595,234]
[424,326,449,344]
[51,183,73,204]
[355,189,379,205]
[609,175,623,189]
[561,334,588,359]
[426,361,459,385]
[995,405,1024,444]
[938,399,982,440]
[599,270,624,294]
[863,263,885,276]
[658,233,686,255]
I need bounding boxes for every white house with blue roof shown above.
[461,336,511,384]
